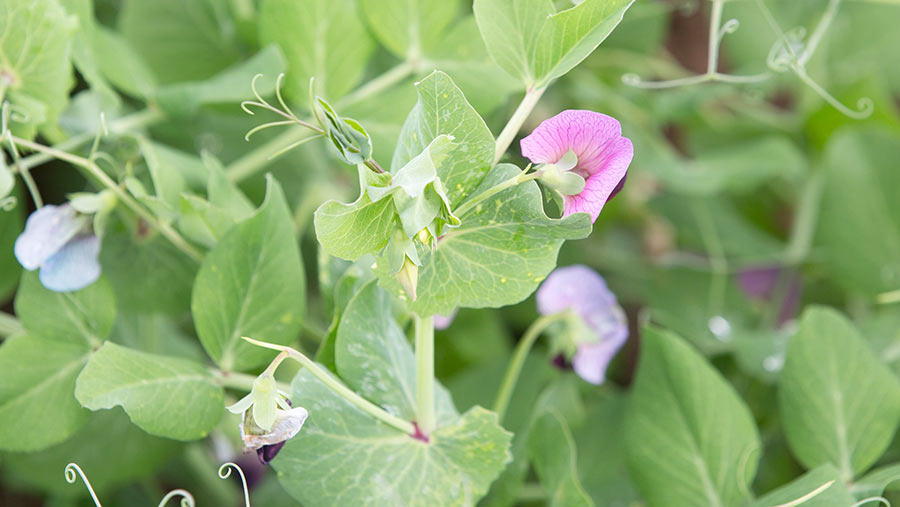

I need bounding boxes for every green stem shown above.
[226,61,415,182]
[10,135,203,262]
[414,314,435,434]
[0,311,23,337]
[493,313,566,422]
[493,87,546,166]
[16,108,164,173]
[783,173,823,265]
[453,170,540,218]
[707,0,724,75]
[242,336,416,435]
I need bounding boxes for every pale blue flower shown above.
[537,265,629,385]
[14,204,101,292]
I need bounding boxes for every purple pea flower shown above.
[433,309,458,330]
[14,204,101,292]
[536,265,628,385]
[520,110,633,223]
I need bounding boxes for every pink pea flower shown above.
[14,204,101,292]
[536,265,628,385]
[521,110,633,222]
[433,309,459,330]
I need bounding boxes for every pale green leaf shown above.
[0,198,24,301]
[192,175,305,371]
[473,0,633,86]
[625,327,761,507]
[0,0,76,137]
[752,464,854,507]
[14,272,115,349]
[335,281,456,421]
[852,463,900,500]
[0,335,89,451]
[258,0,374,103]
[360,0,460,58]
[817,127,900,298]
[273,368,511,505]
[138,136,186,214]
[528,411,594,507]
[75,342,224,440]
[779,307,900,479]
[378,164,591,317]
[391,71,494,207]
[91,25,158,99]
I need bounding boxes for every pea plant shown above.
[2,0,900,506]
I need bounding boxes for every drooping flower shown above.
[521,110,633,223]
[227,374,308,463]
[536,265,629,385]
[14,204,101,292]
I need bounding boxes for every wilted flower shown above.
[521,110,633,222]
[536,265,628,385]
[14,204,101,292]
[227,374,308,463]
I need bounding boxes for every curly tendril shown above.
[157,489,196,507]
[64,463,103,507]
[218,462,252,507]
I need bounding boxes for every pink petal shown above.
[573,339,624,385]
[563,137,632,221]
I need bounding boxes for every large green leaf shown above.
[14,272,115,349]
[473,0,633,86]
[392,71,494,207]
[817,127,900,298]
[752,464,855,507]
[0,335,89,451]
[779,307,900,479]
[624,327,761,507]
[528,411,594,506]
[360,0,459,58]
[1,409,178,497]
[0,199,23,300]
[118,0,241,84]
[335,281,456,421]
[75,342,224,440]
[378,163,591,317]
[258,0,374,103]
[192,175,305,371]
[0,0,76,138]
[273,369,511,505]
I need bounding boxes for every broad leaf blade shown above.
[192,175,306,371]
[779,307,900,479]
[528,411,594,506]
[75,342,224,440]
[752,464,854,507]
[361,0,460,58]
[625,327,761,507]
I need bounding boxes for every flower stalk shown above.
[493,86,546,166]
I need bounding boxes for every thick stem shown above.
[707,0,724,75]
[493,87,547,166]
[10,136,203,262]
[414,314,436,434]
[242,336,417,435]
[226,61,415,182]
[493,313,566,422]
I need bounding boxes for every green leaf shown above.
[258,0,374,103]
[378,163,590,317]
[192,175,305,371]
[392,71,494,207]
[473,0,633,86]
[204,153,255,220]
[138,136,186,216]
[100,221,198,315]
[0,0,77,138]
[274,368,511,505]
[752,464,855,507]
[314,167,397,261]
[0,335,89,451]
[110,310,206,362]
[574,396,639,506]
[155,45,286,115]
[817,127,900,298]
[178,194,237,248]
[90,25,158,99]
[0,201,24,301]
[779,307,900,479]
[360,0,460,58]
[852,463,900,500]
[528,411,594,507]
[14,272,116,348]
[75,342,224,440]
[118,0,241,84]
[335,281,456,421]
[1,409,178,497]
[625,326,761,507]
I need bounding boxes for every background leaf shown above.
[528,411,594,506]
[625,327,761,507]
